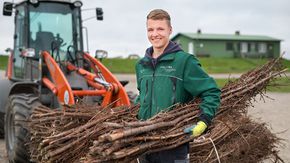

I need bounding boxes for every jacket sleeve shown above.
[183,56,221,125]
[134,62,141,104]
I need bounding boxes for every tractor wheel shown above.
[5,93,41,162]
[0,113,4,138]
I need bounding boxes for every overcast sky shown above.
[0,0,290,59]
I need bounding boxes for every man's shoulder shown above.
[174,52,201,67]
[135,56,150,69]
[137,56,149,63]
[175,51,198,60]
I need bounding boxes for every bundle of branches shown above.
[28,104,139,162]
[28,57,287,163]
[188,58,287,163]
[29,104,101,162]
[190,116,283,163]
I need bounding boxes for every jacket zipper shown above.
[142,80,148,104]
[150,69,156,117]
[171,77,177,104]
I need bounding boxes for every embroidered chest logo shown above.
[140,69,146,74]
[160,66,176,73]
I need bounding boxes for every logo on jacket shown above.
[160,66,176,73]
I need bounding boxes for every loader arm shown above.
[42,51,75,105]
[83,53,130,107]
[42,51,130,107]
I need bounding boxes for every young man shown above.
[135,9,221,163]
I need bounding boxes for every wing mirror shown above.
[96,8,103,21]
[95,49,108,62]
[3,2,13,16]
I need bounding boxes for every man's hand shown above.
[183,121,207,137]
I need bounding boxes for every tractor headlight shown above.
[29,0,38,4]
[73,1,82,7]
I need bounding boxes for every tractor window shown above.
[13,5,26,78]
[29,3,78,61]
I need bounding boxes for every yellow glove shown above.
[183,121,207,137]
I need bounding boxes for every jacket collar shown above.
[145,41,182,60]
[158,52,175,61]
[140,41,182,68]
[140,52,176,62]
[139,52,176,69]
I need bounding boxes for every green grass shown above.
[101,58,138,74]
[1,54,290,92]
[101,57,290,74]
[199,58,290,74]
[215,77,290,92]
[1,55,290,75]
[0,55,8,70]
[281,58,290,70]
[266,77,290,92]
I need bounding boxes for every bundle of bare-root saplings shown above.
[28,58,287,163]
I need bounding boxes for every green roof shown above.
[172,33,281,41]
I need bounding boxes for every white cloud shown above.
[0,0,290,59]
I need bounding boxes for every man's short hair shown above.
[147,9,171,27]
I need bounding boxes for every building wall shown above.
[174,36,192,53]
[172,35,280,58]
[272,42,280,58]
[195,40,233,58]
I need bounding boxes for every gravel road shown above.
[0,72,289,162]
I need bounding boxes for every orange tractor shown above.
[0,0,132,162]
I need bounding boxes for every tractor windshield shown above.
[29,2,82,60]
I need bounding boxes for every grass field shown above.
[1,55,290,74]
[1,55,289,92]
[102,57,290,74]
[0,55,8,70]
[102,58,138,74]
[199,58,290,73]
[215,77,290,92]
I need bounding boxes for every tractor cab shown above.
[3,0,87,79]
[2,0,129,107]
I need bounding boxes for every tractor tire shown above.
[0,113,4,138]
[5,93,41,163]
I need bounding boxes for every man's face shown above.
[146,19,172,50]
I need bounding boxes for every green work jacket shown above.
[135,51,221,124]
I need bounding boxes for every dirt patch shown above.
[0,140,8,163]
[249,92,290,162]
[0,71,4,78]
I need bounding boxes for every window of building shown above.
[258,43,267,53]
[248,43,251,52]
[237,42,241,51]
[188,42,194,54]
[226,42,233,51]
[241,42,248,53]
[250,43,256,52]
